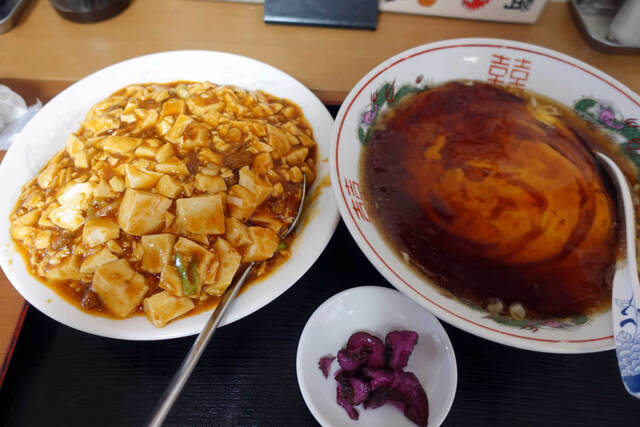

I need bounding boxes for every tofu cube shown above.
[174,237,217,292]
[94,179,115,199]
[243,226,280,262]
[124,164,162,190]
[205,238,242,296]
[182,123,211,150]
[83,116,119,135]
[165,114,193,143]
[74,151,90,169]
[49,205,85,231]
[141,234,177,273]
[252,152,273,174]
[238,166,272,206]
[226,185,259,222]
[80,247,118,274]
[250,209,286,233]
[38,203,58,227]
[143,291,195,328]
[194,174,226,194]
[285,147,309,166]
[10,224,37,241]
[164,211,175,228]
[134,143,158,158]
[155,175,182,199]
[153,90,170,103]
[161,99,185,117]
[225,217,253,247]
[118,189,172,236]
[37,162,60,189]
[155,116,174,136]
[82,218,120,247]
[57,182,95,209]
[13,209,41,226]
[92,259,149,318]
[250,141,273,153]
[186,97,220,118]
[102,135,143,154]
[267,124,291,159]
[34,229,53,250]
[176,195,225,235]
[109,176,125,193]
[66,134,85,157]
[155,156,189,176]
[159,264,184,296]
[198,148,222,166]
[155,143,174,163]
[133,108,158,131]
[44,255,81,281]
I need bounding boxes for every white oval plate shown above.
[330,38,640,353]
[297,286,457,427]
[0,50,339,340]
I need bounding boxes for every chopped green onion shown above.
[175,253,197,296]
[277,242,287,252]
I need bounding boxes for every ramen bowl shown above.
[329,38,640,353]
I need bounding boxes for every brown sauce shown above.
[361,81,625,319]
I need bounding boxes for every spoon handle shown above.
[146,175,306,425]
[596,153,640,302]
[596,152,640,399]
[146,262,256,427]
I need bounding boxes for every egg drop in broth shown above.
[361,81,624,319]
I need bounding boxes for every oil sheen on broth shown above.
[361,81,622,319]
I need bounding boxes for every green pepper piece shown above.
[188,258,201,295]
[175,253,196,296]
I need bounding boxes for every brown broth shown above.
[361,81,627,319]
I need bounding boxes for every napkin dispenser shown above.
[570,0,640,54]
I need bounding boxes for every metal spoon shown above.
[595,152,640,399]
[147,176,307,426]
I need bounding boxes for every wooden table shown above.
[1,0,638,106]
[1,1,639,425]
[0,150,28,387]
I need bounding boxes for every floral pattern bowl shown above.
[329,38,640,353]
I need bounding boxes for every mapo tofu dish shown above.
[9,81,316,327]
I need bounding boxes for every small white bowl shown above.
[296,286,457,427]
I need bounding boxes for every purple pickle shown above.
[386,372,429,427]
[386,330,419,370]
[349,377,371,405]
[336,371,360,420]
[319,330,429,426]
[337,348,364,373]
[347,332,386,369]
[363,368,395,391]
[318,356,335,378]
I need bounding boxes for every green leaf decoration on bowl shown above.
[463,298,590,332]
[483,313,592,332]
[574,98,640,170]
[357,77,429,145]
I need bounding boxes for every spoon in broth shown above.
[147,175,307,425]
[595,152,640,399]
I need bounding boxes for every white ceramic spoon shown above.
[596,152,640,398]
